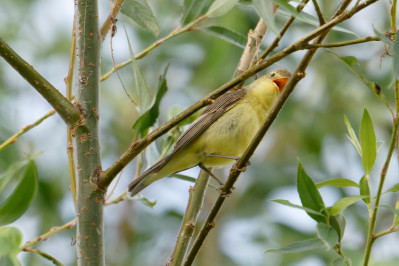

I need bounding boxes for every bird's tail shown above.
[128,153,173,196]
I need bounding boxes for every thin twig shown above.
[65,15,77,207]
[100,15,208,81]
[22,219,77,249]
[0,39,81,126]
[312,0,326,24]
[258,0,310,60]
[363,117,399,265]
[0,110,56,151]
[303,36,380,48]
[100,0,124,40]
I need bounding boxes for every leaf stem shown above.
[303,36,380,48]
[312,0,326,25]
[100,0,124,40]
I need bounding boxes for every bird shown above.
[128,69,292,196]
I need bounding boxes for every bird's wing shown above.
[172,88,246,152]
[128,88,246,192]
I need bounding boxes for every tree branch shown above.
[74,0,104,265]
[100,0,124,40]
[0,38,81,127]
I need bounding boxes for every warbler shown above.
[128,69,292,195]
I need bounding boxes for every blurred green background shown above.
[1,0,398,265]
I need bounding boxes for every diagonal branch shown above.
[0,38,81,127]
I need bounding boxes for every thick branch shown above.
[0,38,81,127]
[74,0,104,265]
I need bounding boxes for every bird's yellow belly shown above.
[196,102,263,168]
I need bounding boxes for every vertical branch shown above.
[75,0,104,265]
[167,171,210,266]
[66,16,78,206]
[363,118,399,265]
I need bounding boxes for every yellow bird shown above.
[128,69,292,196]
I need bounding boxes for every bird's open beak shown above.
[273,78,290,92]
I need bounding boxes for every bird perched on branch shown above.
[128,69,292,196]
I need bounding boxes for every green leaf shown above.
[360,175,371,204]
[131,194,157,208]
[132,65,169,137]
[330,257,346,266]
[265,238,323,253]
[207,0,239,17]
[0,227,22,266]
[201,26,247,48]
[297,160,328,223]
[169,174,197,184]
[316,223,339,250]
[0,160,30,193]
[28,249,63,266]
[360,109,377,175]
[269,199,323,216]
[393,34,399,80]
[122,0,160,36]
[278,9,359,37]
[253,0,279,36]
[344,115,361,156]
[125,31,153,115]
[384,183,399,194]
[181,0,210,25]
[380,204,399,216]
[316,178,359,189]
[0,161,38,226]
[329,196,366,216]
[335,54,390,109]
[373,25,393,46]
[329,214,346,241]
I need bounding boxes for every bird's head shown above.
[265,69,292,92]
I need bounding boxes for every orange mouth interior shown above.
[273,77,290,92]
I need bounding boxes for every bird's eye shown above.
[270,73,275,77]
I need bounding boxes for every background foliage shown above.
[0,0,398,265]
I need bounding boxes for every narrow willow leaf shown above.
[0,160,30,193]
[329,196,366,216]
[169,174,197,184]
[132,66,169,137]
[264,238,323,253]
[0,227,22,266]
[32,249,63,266]
[131,194,157,208]
[344,115,361,156]
[372,25,393,46]
[384,183,399,194]
[335,53,391,109]
[329,214,346,241]
[297,160,328,223]
[394,201,399,227]
[360,109,377,175]
[380,204,399,216]
[0,161,38,226]
[316,178,359,189]
[181,0,208,25]
[122,0,160,36]
[269,199,323,215]
[330,257,346,266]
[125,31,153,114]
[360,175,371,204]
[201,26,247,48]
[316,223,339,250]
[278,9,359,37]
[207,0,239,17]
[253,0,279,36]
[394,36,399,80]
